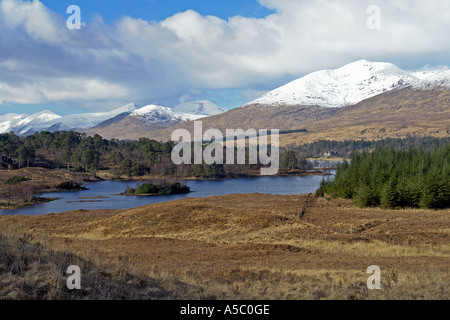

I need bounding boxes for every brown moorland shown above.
[0,168,95,209]
[0,193,448,300]
[138,88,450,146]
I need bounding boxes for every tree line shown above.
[316,143,450,209]
[286,136,450,159]
[0,131,311,179]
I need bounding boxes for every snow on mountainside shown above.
[0,103,137,135]
[411,70,446,80]
[172,100,226,116]
[0,101,223,136]
[248,60,450,108]
[13,110,62,135]
[413,70,450,89]
[131,105,205,122]
[50,103,137,131]
[2,60,449,136]
[84,104,214,140]
[0,113,27,134]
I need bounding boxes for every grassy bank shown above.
[0,197,59,210]
[0,194,448,300]
[0,231,214,299]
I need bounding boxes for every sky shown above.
[1,0,450,116]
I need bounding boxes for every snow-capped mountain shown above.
[247,60,450,108]
[84,104,214,140]
[9,110,62,135]
[0,113,27,134]
[411,70,446,80]
[172,100,226,116]
[131,104,204,123]
[0,103,137,135]
[48,103,137,132]
[0,100,226,136]
[413,69,450,89]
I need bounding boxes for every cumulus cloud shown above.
[0,0,450,111]
[0,0,62,43]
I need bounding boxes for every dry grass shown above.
[143,88,450,146]
[280,88,450,145]
[0,230,219,300]
[0,193,448,300]
[0,167,93,194]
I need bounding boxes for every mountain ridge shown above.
[145,86,450,145]
[0,100,225,136]
[83,102,226,140]
[246,60,450,108]
[1,60,449,142]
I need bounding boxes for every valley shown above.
[0,59,449,301]
[0,193,448,299]
[2,60,449,144]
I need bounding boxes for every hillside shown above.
[145,87,449,145]
[279,87,450,146]
[0,101,226,138]
[0,194,448,299]
[0,104,137,135]
[247,60,419,108]
[84,103,225,140]
[145,104,338,142]
[84,105,202,140]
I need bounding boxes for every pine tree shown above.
[281,150,298,169]
[380,177,399,209]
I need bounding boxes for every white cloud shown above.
[0,0,63,43]
[0,78,128,104]
[1,0,450,110]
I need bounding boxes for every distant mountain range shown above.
[1,60,449,143]
[247,59,450,108]
[0,100,226,137]
[146,60,450,144]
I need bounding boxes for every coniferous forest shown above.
[316,143,450,209]
[0,131,303,179]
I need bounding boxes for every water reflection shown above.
[0,173,335,216]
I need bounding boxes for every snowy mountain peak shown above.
[111,102,136,114]
[131,105,204,122]
[25,110,61,121]
[0,103,138,135]
[173,100,226,116]
[132,104,169,116]
[14,110,62,133]
[248,60,420,108]
[413,69,450,89]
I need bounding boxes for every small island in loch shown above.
[121,181,191,196]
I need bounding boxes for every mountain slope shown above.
[414,70,450,89]
[278,87,450,145]
[248,60,450,109]
[2,60,449,142]
[11,110,62,135]
[0,113,27,134]
[145,87,449,145]
[84,105,208,140]
[144,104,338,142]
[248,60,420,108]
[0,103,137,135]
[172,100,227,116]
[0,100,225,138]
[47,103,137,133]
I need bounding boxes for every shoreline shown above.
[0,168,332,210]
[98,169,332,182]
[0,193,447,300]
[0,197,59,210]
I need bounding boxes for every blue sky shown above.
[3,0,276,115]
[1,0,450,116]
[42,0,275,23]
